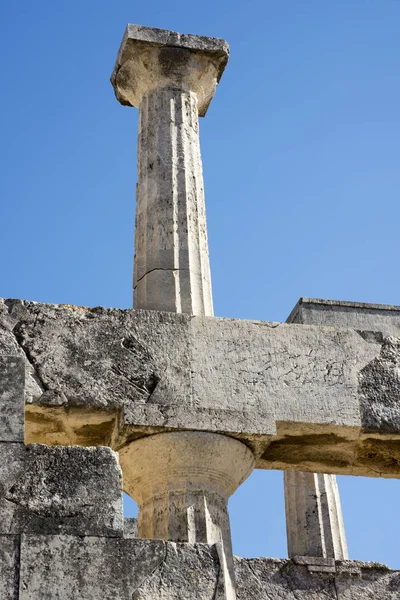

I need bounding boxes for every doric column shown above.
[284,301,348,560]
[284,470,348,559]
[135,87,213,314]
[120,432,254,598]
[111,25,229,314]
[112,25,252,598]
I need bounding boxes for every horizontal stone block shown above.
[0,444,123,536]
[19,536,221,600]
[234,557,400,600]
[288,297,400,337]
[4,299,400,477]
[0,357,25,442]
[0,535,19,600]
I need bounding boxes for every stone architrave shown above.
[284,302,348,560]
[4,298,400,477]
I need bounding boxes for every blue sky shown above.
[1,1,400,566]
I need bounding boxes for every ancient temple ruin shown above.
[1,24,400,599]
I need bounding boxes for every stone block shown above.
[0,535,19,600]
[19,536,222,599]
[335,561,400,599]
[234,557,337,599]
[288,297,400,337]
[0,356,25,442]
[0,442,27,533]
[234,557,400,600]
[124,517,138,538]
[0,444,123,536]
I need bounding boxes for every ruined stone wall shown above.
[1,302,400,598]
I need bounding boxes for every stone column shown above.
[111,25,229,314]
[284,470,348,559]
[284,301,348,560]
[120,432,254,598]
[112,25,251,598]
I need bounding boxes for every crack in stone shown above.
[134,267,190,287]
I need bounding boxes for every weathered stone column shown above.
[112,25,252,598]
[112,25,229,314]
[120,432,254,597]
[284,301,348,560]
[284,470,348,559]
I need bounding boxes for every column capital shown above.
[111,24,229,116]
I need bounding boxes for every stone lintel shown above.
[4,298,400,478]
[111,24,229,115]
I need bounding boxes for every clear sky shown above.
[1,0,400,567]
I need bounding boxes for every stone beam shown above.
[111,25,229,314]
[2,298,400,478]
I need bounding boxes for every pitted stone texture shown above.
[134,88,213,315]
[19,541,400,600]
[5,300,400,476]
[111,24,229,116]
[19,536,223,600]
[235,557,337,599]
[124,517,138,538]
[284,470,348,559]
[288,297,400,337]
[359,336,400,434]
[0,536,19,600]
[0,442,28,534]
[0,444,123,536]
[234,557,400,599]
[0,357,24,442]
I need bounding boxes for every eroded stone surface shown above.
[134,87,213,315]
[1,444,123,536]
[111,24,229,115]
[19,536,221,600]
[234,557,400,599]
[0,357,24,442]
[0,535,19,600]
[124,517,138,538]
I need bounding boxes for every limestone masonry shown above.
[1,24,399,599]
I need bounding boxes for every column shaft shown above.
[284,469,348,559]
[134,88,213,315]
